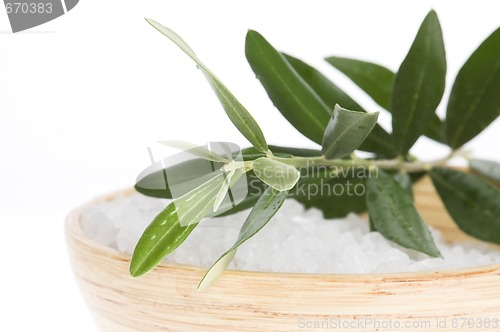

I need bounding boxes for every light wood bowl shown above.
[66,175,500,332]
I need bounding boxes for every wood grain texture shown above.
[65,176,500,332]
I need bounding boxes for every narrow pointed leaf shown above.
[470,159,500,184]
[159,140,229,163]
[245,30,331,145]
[325,56,395,110]
[430,168,500,244]
[130,173,224,277]
[445,28,500,149]
[213,168,247,212]
[391,10,446,154]
[366,169,440,257]
[322,105,379,159]
[252,157,300,191]
[284,54,395,156]
[146,19,268,153]
[198,187,287,290]
[325,56,445,143]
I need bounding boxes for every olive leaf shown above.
[430,168,500,244]
[146,19,268,153]
[130,172,225,277]
[284,54,395,156]
[470,159,500,184]
[325,56,394,110]
[252,157,300,191]
[393,171,414,201]
[198,187,287,290]
[370,171,414,232]
[293,174,368,219]
[391,10,446,155]
[366,169,441,257]
[322,105,379,160]
[245,30,331,145]
[158,140,230,163]
[213,168,246,212]
[445,28,500,149]
[325,56,445,143]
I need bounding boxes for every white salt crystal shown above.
[80,193,500,274]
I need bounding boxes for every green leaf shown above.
[135,158,221,199]
[158,140,230,162]
[393,171,414,200]
[290,165,369,218]
[252,157,300,191]
[146,19,268,153]
[198,187,287,290]
[130,173,225,277]
[369,217,377,232]
[291,167,369,218]
[325,56,394,110]
[445,28,500,149]
[366,169,441,257]
[391,10,446,155]
[322,105,379,160]
[430,168,500,244]
[283,54,395,157]
[213,168,245,212]
[324,56,445,143]
[470,159,500,184]
[425,116,445,143]
[245,30,331,145]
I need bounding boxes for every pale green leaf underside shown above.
[252,157,300,191]
[322,105,379,160]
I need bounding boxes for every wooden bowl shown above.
[65,176,500,332]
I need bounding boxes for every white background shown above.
[0,0,498,330]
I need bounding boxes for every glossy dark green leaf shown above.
[366,169,440,257]
[146,19,268,153]
[130,173,225,277]
[470,159,500,184]
[322,105,379,159]
[425,116,445,143]
[430,168,500,244]
[245,30,332,145]
[445,28,500,149]
[135,145,320,201]
[284,54,395,157]
[391,10,446,155]
[198,187,287,290]
[325,56,394,110]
